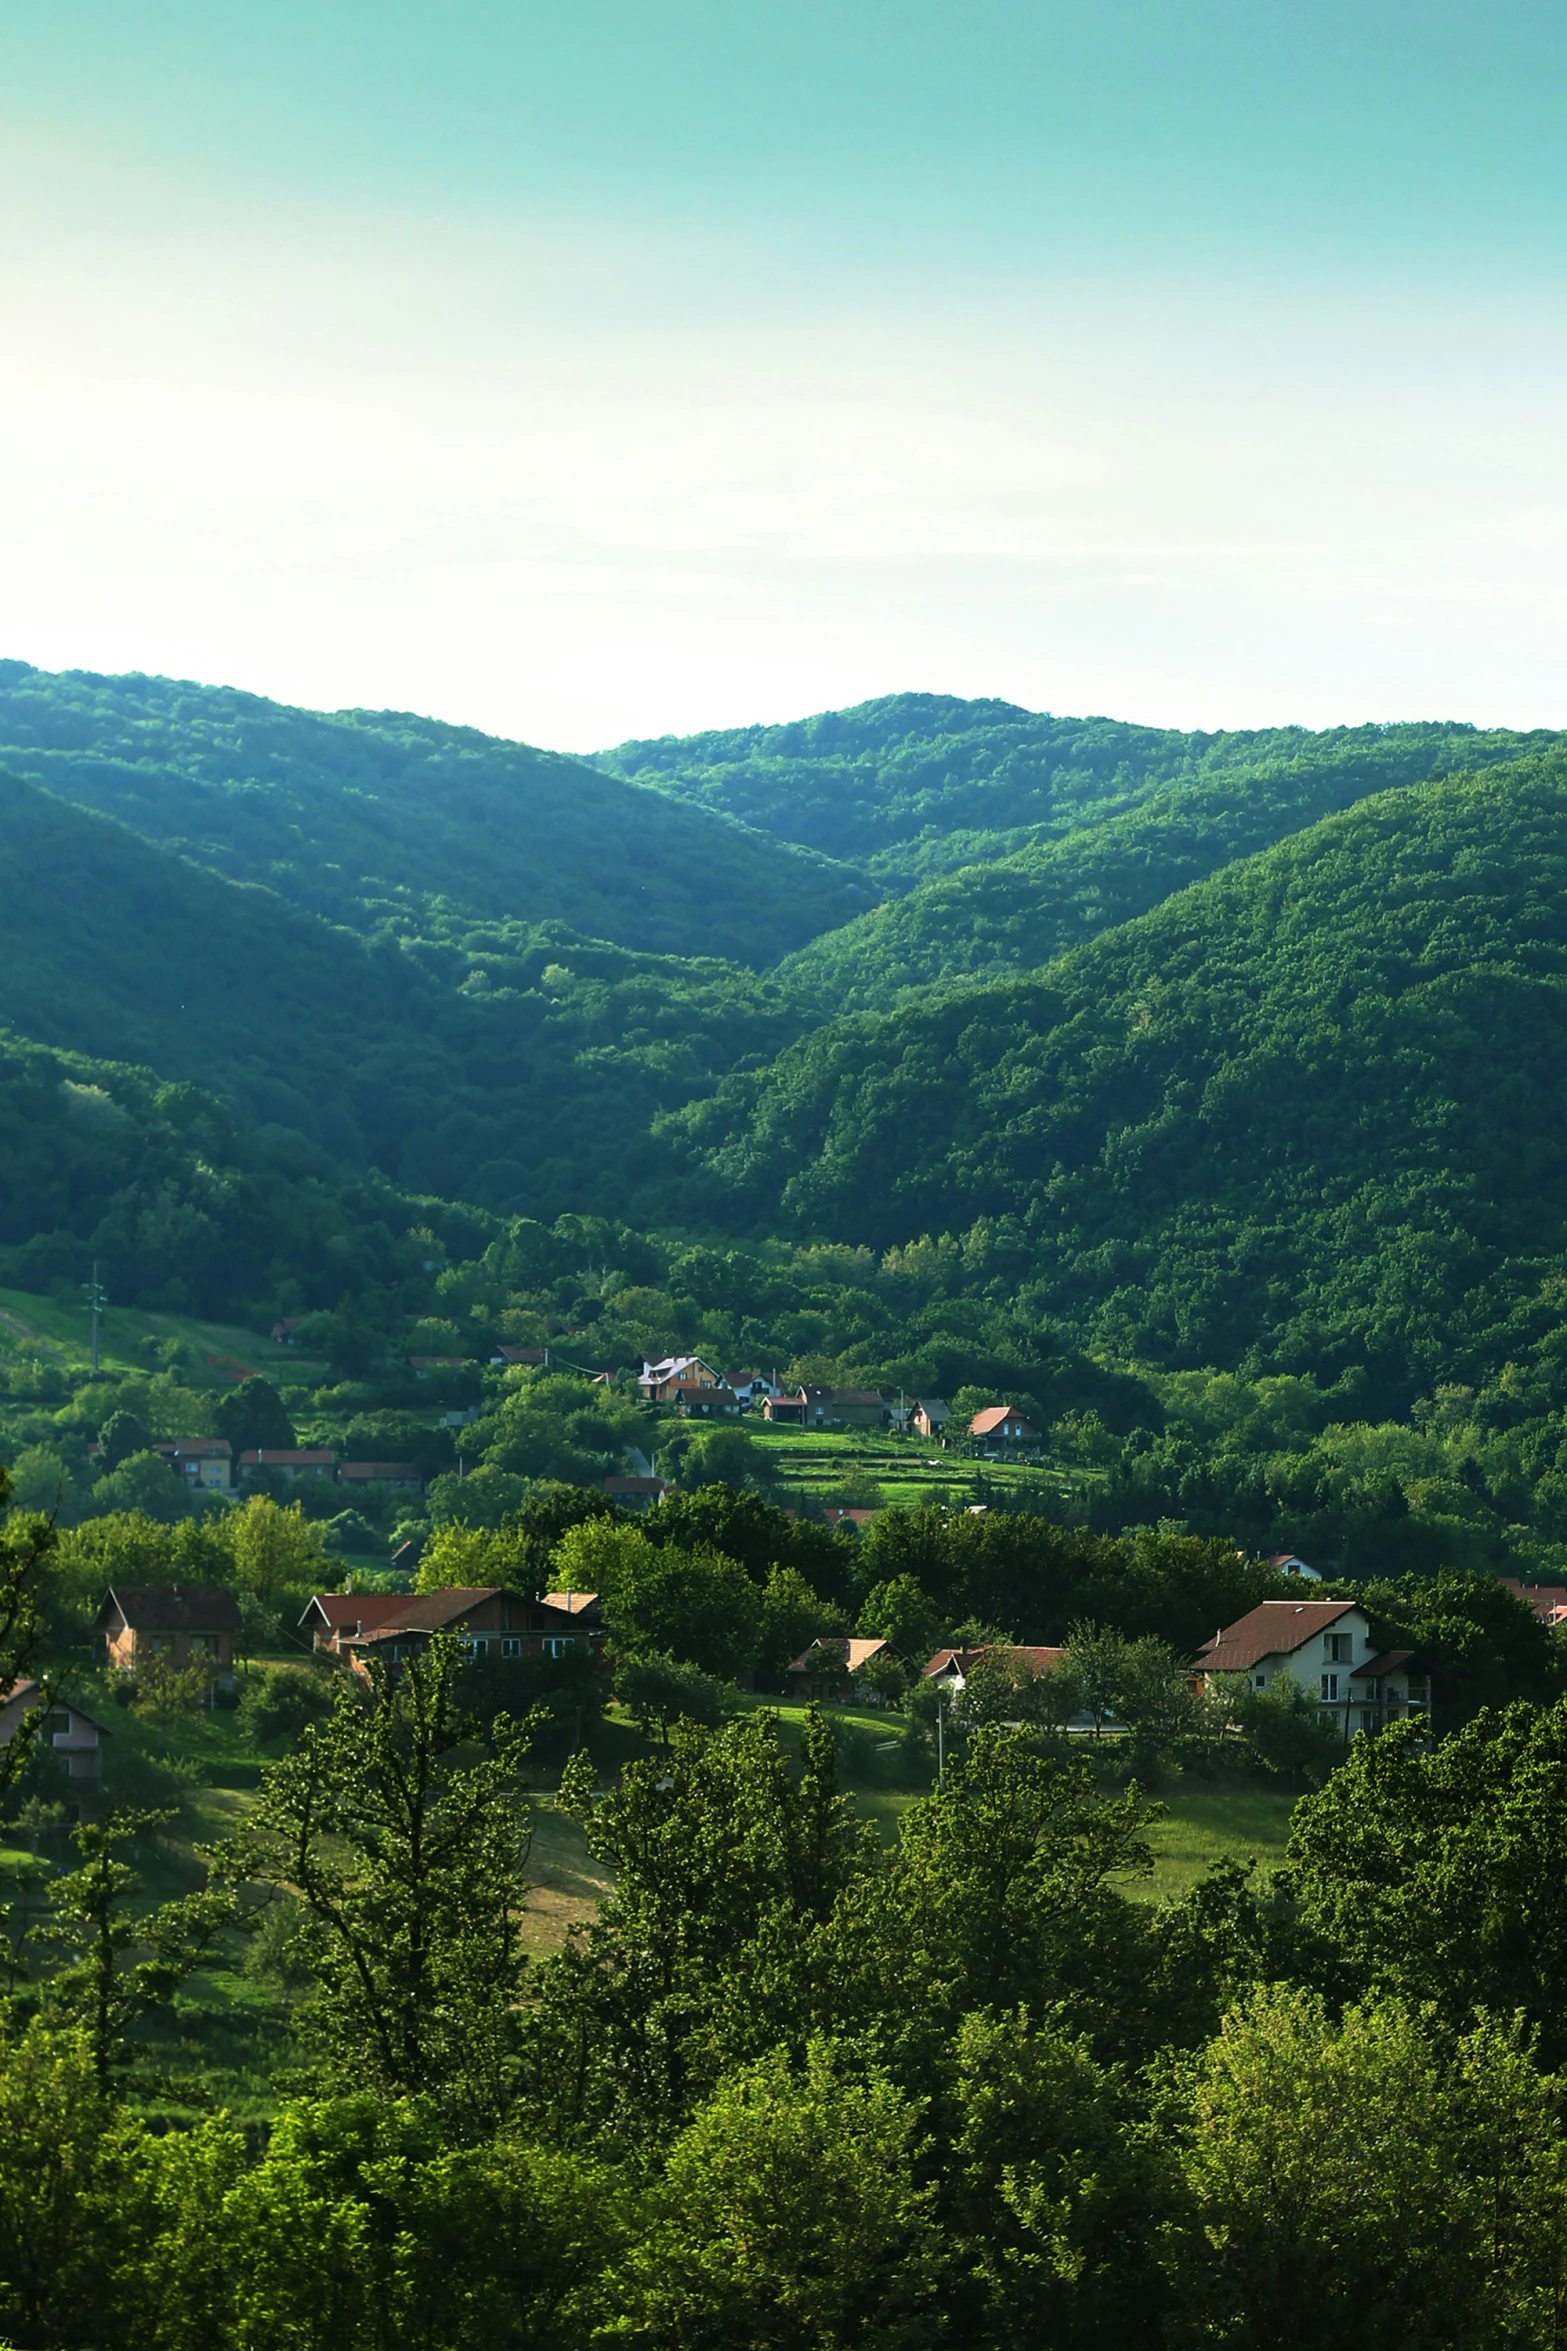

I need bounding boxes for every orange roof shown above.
[969,1405,1037,1435]
[1194,1599,1357,1674]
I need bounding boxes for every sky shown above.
[1,0,1565,749]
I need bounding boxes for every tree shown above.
[224,1495,329,1598]
[31,1809,240,2093]
[214,1375,295,1460]
[97,1409,153,1474]
[601,1542,762,1682]
[0,1463,58,1807]
[757,1564,839,1681]
[1170,1986,1567,2349]
[944,2006,1178,2350]
[604,2040,947,2349]
[1284,1698,1567,2062]
[536,1711,868,2138]
[856,1576,946,1676]
[242,1635,533,2123]
[0,2020,149,2350]
[89,1449,190,1524]
[615,1651,729,1746]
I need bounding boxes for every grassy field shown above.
[0,1283,326,1389]
[1133,1784,1299,1904]
[746,1420,1086,1513]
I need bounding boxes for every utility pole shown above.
[936,1683,946,1788]
[83,1261,106,1376]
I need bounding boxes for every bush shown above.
[237,1666,336,1748]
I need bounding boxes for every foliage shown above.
[614,1651,730,1745]
[0,1463,56,1806]
[602,2039,945,2349]
[241,1636,533,2123]
[598,1538,762,1681]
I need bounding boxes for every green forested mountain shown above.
[0,1026,491,1318]
[0,766,810,1212]
[779,727,1564,1012]
[600,694,1558,891]
[673,750,1567,1407]
[0,661,872,962]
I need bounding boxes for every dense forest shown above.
[12,663,1567,2345]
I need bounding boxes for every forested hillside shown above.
[780,726,1563,1012]
[602,694,1557,891]
[674,751,1567,1408]
[0,661,872,962]
[0,768,810,1211]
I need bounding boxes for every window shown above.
[501,1637,522,1659]
[543,1637,572,1659]
[1327,1633,1353,1663]
[1321,1673,1339,1700]
[149,1633,175,1655]
[1255,1675,1267,1690]
[189,1634,217,1657]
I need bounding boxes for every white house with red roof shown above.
[1193,1599,1430,1733]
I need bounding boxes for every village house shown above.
[1192,1599,1431,1733]
[821,1505,879,1532]
[826,1389,890,1430]
[669,1380,741,1419]
[491,1344,547,1368]
[760,1390,807,1426]
[604,1473,671,1510]
[786,1636,896,1703]
[300,1586,604,1676]
[728,1371,783,1411]
[922,1643,1070,1690]
[541,1590,604,1627]
[95,1584,242,1686]
[1265,1551,1323,1582]
[639,1355,724,1403]
[408,1355,470,1378]
[270,1316,308,1344]
[336,1460,425,1494]
[153,1438,233,1491]
[0,1680,110,1794]
[239,1448,337,1480]
[968,1405,1040,1450]
[912,1399,952,1441]
[1499,1578,1567,1627]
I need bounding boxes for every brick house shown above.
[300,1586,603,1676]
[639,1355,725,1403]
[761,1390,807,1426]
[669,1381,741,1419]
[826,1390,890,1430]
[95,1584,242,1685]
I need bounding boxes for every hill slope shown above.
[601,695,1560,891]
[0,769,806,1212]
[0,661,874,964]
[778,729,1565,1012]
[672,750,1567,1405]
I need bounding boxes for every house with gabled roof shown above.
[968,1405,1039,1449]
[1193,1600,1430,1732]
[95,1585,242,1686]
[0,1679,110,1794]
[786,1636,896,1703]
[300,1586,604,1677]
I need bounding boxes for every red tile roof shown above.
[923,1643,1068,1678]
[1194,1599,1357,1674]
[241,1448,336,1468]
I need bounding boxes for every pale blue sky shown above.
[1,1,1564,744]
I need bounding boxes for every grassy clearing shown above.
[0,1283,326,1389]
[1131,1784,1299,1905]
[745,1421,1085,1513]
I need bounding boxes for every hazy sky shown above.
[2,0,1565,747]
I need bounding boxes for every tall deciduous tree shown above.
[242,1634,532,2127]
